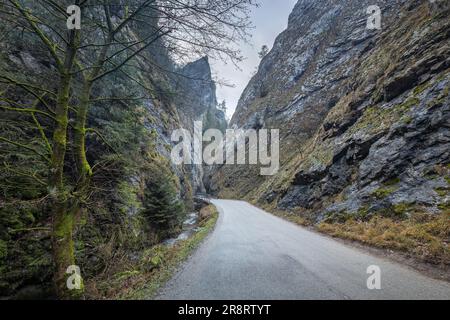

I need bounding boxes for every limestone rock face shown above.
[179,57,216,118]
[178,57,227,133]
[212,0,450,220]
[175,56,227,193]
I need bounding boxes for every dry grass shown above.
[273,210,310,227]
[199,204,216,221]
[318,211,450,266]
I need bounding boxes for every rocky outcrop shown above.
[174,57,227,193]
[212,0,450,221]
[177,57,219,121]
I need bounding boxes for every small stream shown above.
[163,212,201,247]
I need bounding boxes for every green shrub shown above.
[141,157,184,235]
[372,186,397,199]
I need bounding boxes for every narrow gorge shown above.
[0,0,449,301]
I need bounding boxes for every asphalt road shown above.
[156,200,450,300]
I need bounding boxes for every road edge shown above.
[126,205,220,300]
[250,201,450,283]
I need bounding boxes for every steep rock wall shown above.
[212,0,450,221]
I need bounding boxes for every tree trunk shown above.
[50,73,78,299]
[74,82,93,190]
[50,72,82,299]
[50,29,81,299]
[52,202,83,299]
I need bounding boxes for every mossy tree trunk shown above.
[73,34,112,193]
[50,30,82,299]
[74,82,93,190]
[7,0,84,299]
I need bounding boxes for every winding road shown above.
[156,200,450,300]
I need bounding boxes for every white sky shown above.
[210,0,298,119]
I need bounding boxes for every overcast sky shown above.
[210,0,298,119]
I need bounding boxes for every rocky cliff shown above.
[174,57,227,193]
[212,0,449,225]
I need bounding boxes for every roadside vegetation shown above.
[84,205,218,299]
[318,211,450,266]
[265,204,449,267]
